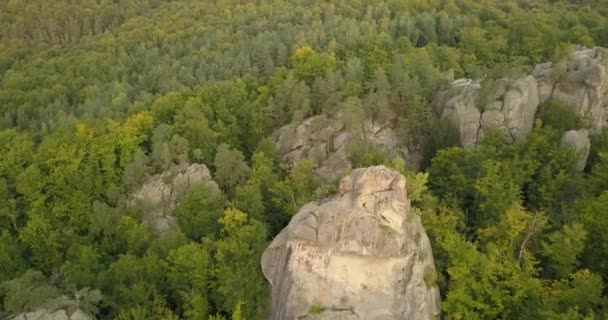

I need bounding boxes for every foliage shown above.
[540,99,585,134]
[0,0,607,318]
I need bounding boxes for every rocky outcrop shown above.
[535,47,608,130]
[11,309,92,320]
[273,115,413,182]
[439,76,539,146]
[129,163,218,235]
[439,80,482,146]
[561,129,591,171]
[261,166,440,320]
[439,47,608,146]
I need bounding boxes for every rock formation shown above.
[439,47,608,146]
[11,309,92,320]
[273,115,414,182]
[261,166,441,320]
[439,75,540,146]
[129,163,219,235]
[535,47,608,130]
[561,129,591,171]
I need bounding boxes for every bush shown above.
[540,99,584,133]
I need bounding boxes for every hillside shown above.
[1,0,608,319]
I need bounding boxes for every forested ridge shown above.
[1,0,608,319]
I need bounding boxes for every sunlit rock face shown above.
[261,166,441,320]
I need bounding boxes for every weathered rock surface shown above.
[273,115,413,182]
[439,47,608,146]
[534,47,608,130]
[10,309,92,320]
[261,166,440,320]
[439,76,539,146]
[561,129,591,171]
[438,80,482,146]
[129,163,219,235]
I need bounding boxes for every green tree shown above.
[213,144,251,196]
[174,183,225,241]
[541,223,587,278]
[271,160,318,216]
[167,242,212,319]
[213,208,269,319]
[0,270,60,313]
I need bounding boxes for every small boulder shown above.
[561,129,591,171]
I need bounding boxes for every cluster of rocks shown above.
[261,166,441,320]
[437,47,607,170]
[438,75,540,145]
[129,162,219,235]
[273,114,412,182]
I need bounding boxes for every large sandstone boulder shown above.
[273,115,412,182]
[535,47,608,130]
[129,163,219,235]
[261,166,441,320]
[561,129,591,171]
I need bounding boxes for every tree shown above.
[213,144,251,196]
[473,160,522,228]
[0,231,25,284]
[167,242,212,319]
[428,147,475,207]
[213,208,269,319]
[364,67,393,125]
[540,99,584,134]
[174,105,218,165]
[577,192,608,280]
[541,223,587,278]
[18,214,63,272]
[174,183,225,241]
[291,46,337,85]
[271,160,318,216]
[0,270,60,313]
[122,149,151,192]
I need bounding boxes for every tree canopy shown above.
[1,0,608,319]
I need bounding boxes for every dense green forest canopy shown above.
[1,0,608,319]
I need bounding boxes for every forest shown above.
[1,0,608,319]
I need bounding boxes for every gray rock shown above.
[10,309,92,320]
[502,75,539,141]
[439,75,539,146]
[440,47,608,148]
[481,109,505,129]
[534,47,608,131]
[439,80,481,146]
[129,163,219,235]
[67,310,91,320]
[38,310,68,320]
[561,129,591,171]
[273,115,408,182]
[261,166,441,320]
